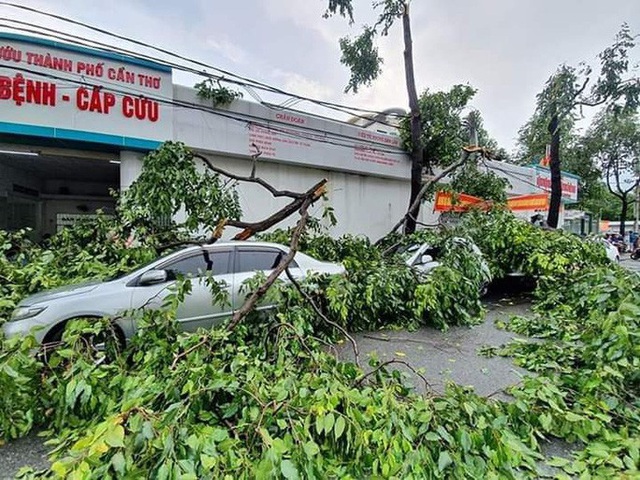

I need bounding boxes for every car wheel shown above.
[41,319,125,365]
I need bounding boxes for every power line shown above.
[0,64,408,158]
[0,2,408,123]
[480,158,552,193]
[0,18,402,130]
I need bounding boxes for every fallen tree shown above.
[0,142,635,479]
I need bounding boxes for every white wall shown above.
[172,86,411,181]
[199,154,419,240]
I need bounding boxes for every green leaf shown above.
[280,460,299,480]
[104,424,125,448]
[142,421,154,440]
[425,432,440,442]
[303,441,320,457]
[111,451,126,475]
[564,412,582,422]
[438,451,453,472]
[334,416,346,440]
[324,413,335,434]
[460,430,471,452]
[315,414,324,435]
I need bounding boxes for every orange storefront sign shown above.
[506,194,549,211]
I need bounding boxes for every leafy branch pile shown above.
[1,194,638,477]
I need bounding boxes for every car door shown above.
[130,248,233,332]
[232,246,301,312]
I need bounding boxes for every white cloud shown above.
[205,37,248,65]
[273,70,334,102]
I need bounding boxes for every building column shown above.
[119,150,144,191]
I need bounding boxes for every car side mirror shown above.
[139,269,168,286]
[420,254,433,265]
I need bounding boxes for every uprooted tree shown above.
[2,189,637,477]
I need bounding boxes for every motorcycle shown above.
[631,248,640,260]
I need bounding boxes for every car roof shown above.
[177,240,291,253]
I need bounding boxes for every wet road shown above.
[336,296,533,400]
[621,256,640,274]
[0,433,49,479]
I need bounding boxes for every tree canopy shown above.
[584,109,640,234]
[399,85,477,167]
[522,24,640,227]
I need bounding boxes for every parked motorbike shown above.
[631,248,640,260]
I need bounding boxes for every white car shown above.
[399,238,493,295]
[600,239,621,263]
[3,241,344,349]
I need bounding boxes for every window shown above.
[164,250,231,279]
[236,248,297,273]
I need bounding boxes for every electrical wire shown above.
[0,18,403,130]
[480,158,552,193]
[0,64,408,157]
[0,2,408,122]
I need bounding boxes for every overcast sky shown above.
[2,0,639,153]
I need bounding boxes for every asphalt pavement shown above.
[0,433,49,479]
[336,295,533,400]
[621,255,640,274]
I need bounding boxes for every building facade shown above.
[0,32,420,240]
[0,33,579,240]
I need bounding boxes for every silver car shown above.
[3,241,344,348]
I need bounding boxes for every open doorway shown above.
[0,146,119,240]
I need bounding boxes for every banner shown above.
[435,192,549,213]
[506,194,549,211]
[434,191,484,212]
[0,33,173,145]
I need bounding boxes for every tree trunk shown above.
[547,107,562,228]
[401,3,423,234]
[620,195,628,237]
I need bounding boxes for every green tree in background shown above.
[584,110,640,235]
[522,24,639,228]
[451,110,510,202]
[399,85,477,168]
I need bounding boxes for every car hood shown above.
[18,280,103,306]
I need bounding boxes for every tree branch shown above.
[226,194,316,330]
[380,146,481,241]
[284,267,360,367]
[354,358,431,393]
[226,180,327,240]
[194,153,307,199]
